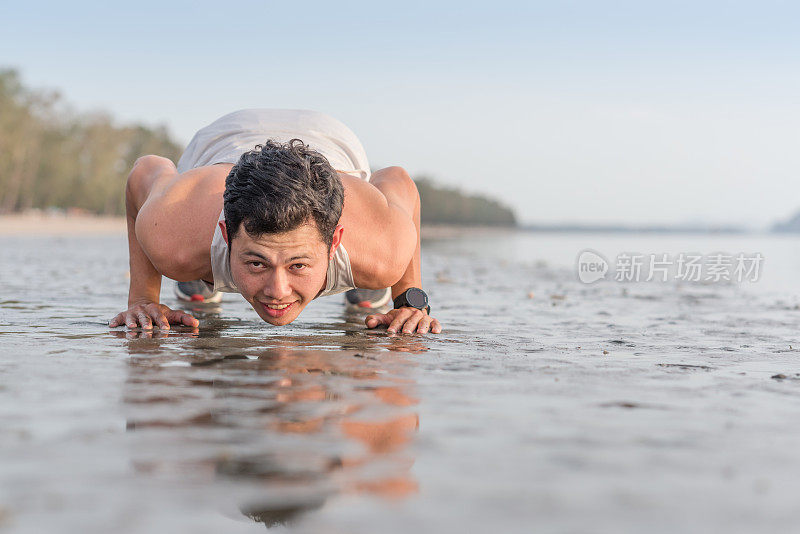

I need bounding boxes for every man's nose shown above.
[263,269,292,300]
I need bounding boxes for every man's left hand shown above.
[365,308,442,334]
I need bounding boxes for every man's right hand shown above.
[109,301,199,330]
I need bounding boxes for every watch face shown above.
[406,288,428,309]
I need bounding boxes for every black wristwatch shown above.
[393,287,430,314]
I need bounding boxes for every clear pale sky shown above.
[2,0,798,228]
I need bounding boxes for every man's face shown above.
[223,221,338,326]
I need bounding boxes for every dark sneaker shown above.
[174,280,223,304]
[344,288,392,312]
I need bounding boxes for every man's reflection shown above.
[119,330,422,527]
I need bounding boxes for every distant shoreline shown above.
[522,224,749,234]
[0,213,518,238]
[0,213,127,236]
[1,213,779,238]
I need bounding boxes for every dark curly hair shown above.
[223,139,345,249]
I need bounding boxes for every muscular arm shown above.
[109,156,200,330]
[340,167,441,334]
[339,167,418,290]
[367,167,422,299]
[124,158,166,307]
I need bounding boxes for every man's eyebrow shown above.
[241,251,313,263]
[242,250,269,261]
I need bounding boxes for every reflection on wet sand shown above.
[117,322,423,528]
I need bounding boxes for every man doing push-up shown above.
[109,109,441,334]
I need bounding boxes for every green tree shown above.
[0,69,182,215]
[415,176,517,226]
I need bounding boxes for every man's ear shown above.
[329,224,344,260]
[219,220,228,246]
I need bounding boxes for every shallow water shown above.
[2,230,800,533]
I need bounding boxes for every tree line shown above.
[416,177,516,226]
[0,69,517,225]
[0,69,182,215]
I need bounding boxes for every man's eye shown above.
[249,261,264,268]
[291,263,306,270]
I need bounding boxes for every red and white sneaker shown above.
[174,280,223,304]
[344,288,392,313]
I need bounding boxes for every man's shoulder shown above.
[137,166,229,281]
[338,169,417,289]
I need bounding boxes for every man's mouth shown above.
[260,301,296,318]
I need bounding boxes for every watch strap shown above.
[393,288,430,314]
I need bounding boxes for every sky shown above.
[2,0,799,228]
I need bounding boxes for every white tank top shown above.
[177,108,370,179]
[177,109,369,298]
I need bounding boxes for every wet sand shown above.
[2,231,800,533]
